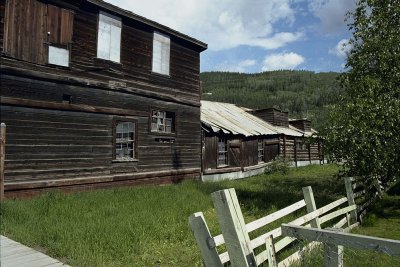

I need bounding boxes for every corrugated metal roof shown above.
[201,101,278,136]
[201,101,310,137]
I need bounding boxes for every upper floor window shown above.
[152,32,170,75]
[218,138,228,167]
[97,11,121,62]
[258,139,264,163]
[115,121,136,161]
[47,5,74,67]
[3,0,73,66]
[151,110,175,133]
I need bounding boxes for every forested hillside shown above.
[200,70,342,130]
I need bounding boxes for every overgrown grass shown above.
[1,164,399,266]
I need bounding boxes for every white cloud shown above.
[216,59,256,73]
[262,52,305,71]
[308,0,356,34]
[104,0,302,50]
[329,38,352,58]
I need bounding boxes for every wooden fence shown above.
[189,176,397,267]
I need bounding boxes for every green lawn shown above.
[1,164,399,266]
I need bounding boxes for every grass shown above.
[1,164,399,266]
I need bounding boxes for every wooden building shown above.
[251,108,324,167]
[201,102,324,181]
[0,0,207,197]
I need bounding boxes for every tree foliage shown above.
[201,70,341,130]
[325,0,400,183]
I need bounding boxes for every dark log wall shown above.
[251,109,289,127]
[0,0,204,195]
[0,74,202,184]
[70,1,201,103]
[289,120,311,132]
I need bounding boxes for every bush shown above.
[265,156,291,175]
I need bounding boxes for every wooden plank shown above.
[302,186,320,228]
[1,97,148,117]
[265,235,277,267]
[281,224,400,257]
[0,123,5,201]
[318,205,357,225]
[324,228,344,267]
[245,199,306,233]
[344,177,358,224]
[1,235,70,267]
[211,188,256,267]
[188,212,222,267]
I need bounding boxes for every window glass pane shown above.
[115,122,135,160]
[152,33,170,75]
[110,24,121,62]
[97,21,111,60]
[97,12,121,62]
[48,46,69,67]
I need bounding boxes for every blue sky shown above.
[105,0,356,73]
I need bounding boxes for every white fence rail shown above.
[189,176,396,267]
[281,224,400,266]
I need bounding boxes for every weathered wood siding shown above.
[0,0,205,195]
[251,109,289,127]
[289,120,311,133]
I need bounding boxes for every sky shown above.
[105,0,357,73]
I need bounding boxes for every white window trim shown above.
[97,11,122,63]
[152,32,170,75]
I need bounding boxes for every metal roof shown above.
[201,101,278,136]
[201,101,309,137]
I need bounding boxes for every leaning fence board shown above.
[281,224,400,257]
[188,212,222,267]
[302,186,320,229]
[211,189,257,267]
[245,199,306,233]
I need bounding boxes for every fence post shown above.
[302,186,320,228]
[324,228,344,267]
[344,177,357,224]
[265,235,277,267]
[211,188,256,267]
[0,123,6,202]
[189,212,222,267]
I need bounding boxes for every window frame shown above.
[152,32,170,76]
[258,138,265,163]
[112,118,138,162]
[217,137,229,167]
[150,109,176,134]
[97,11,122,63]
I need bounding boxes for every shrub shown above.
[265,156,291,175]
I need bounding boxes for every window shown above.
[151,110,175,133]
[3,1,73,65]
[152,32,170,75]
[296,140,307,150]
[97,11,122,62]
[258,139,264,163]
[115,122,136,160]
[48,46,70,67]
[218,138,228,167]
[47,5,74,67]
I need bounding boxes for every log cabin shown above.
[201,101,324,181]
[0,0,207,197]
